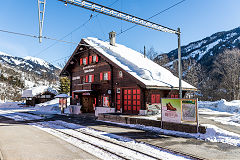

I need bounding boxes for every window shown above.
[92,55,98,63]
[82,76,85,83]
[103,72,108,80]
[119,71,123,78]
[151,94,161,104]
[83,58,87,65]
[100,71,111,81]
[45,95,51,98]
[88,75,94,82]
[81,57,88,65]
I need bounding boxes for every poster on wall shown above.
[161,99,181,123]
[103,96,109,107]
[59,99,63,108]
[181,99,197,122]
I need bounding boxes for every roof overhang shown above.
[146,85,198,91]
[73,90,93,93]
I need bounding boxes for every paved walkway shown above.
[0,116,98,160]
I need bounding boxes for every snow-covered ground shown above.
[199,99,240,128]
[0,104,190,160]
[0,98,239,159]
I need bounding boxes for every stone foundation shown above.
[98,113,206,134]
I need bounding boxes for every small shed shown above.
[22,86,58,106]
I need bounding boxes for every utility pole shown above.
[144,46,146,58]
[177,28,182,98]
[38,0,46,43]
[58,0,183,98]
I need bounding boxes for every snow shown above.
[24,79,35,88]
[0,104,190,160]
[24,56,51,69]
[84,37,196,90]
[55,94,71,98]
[199,99,240,128]
[22,86,58,98]
[99,120,240,147]
[199,99,240,114]
[0,51,11,57]
[0,102,21,109]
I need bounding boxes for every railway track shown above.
[0,110,203,160]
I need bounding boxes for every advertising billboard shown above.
[161,99,182,123]
[161,98,198,123]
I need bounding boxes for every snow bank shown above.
[0,102,21,109]
[34,98,70,114]
[199,99,240,114]
[34,99,61,114]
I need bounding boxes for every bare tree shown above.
[212,48,240,100]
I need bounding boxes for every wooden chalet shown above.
[60,32,196,114]
[22,86,57,106]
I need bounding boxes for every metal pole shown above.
[144,45,146,58]
[177,28,182,98]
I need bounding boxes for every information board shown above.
[181,99,197,122]
[161,98,198,123]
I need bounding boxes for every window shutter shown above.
[100,72,103,81]
[108,71,111,80]
[96,55,99,62]
[86,75,88,82]
[89,56,92,64]
[92,75,94,82]
[86,57,88,65]
[80,58,83,65]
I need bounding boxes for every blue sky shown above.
[0,0,240,67]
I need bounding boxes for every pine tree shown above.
[59,77,70,94]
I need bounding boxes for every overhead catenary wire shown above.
[34,0,120,57]
[44,0,187,65]
[115,0,187,38]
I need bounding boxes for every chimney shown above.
[109,31,116,46]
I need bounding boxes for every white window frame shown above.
[103,72,108,80]
[83,58,87,65]
[89,75,93,82]
[93,55,97,63]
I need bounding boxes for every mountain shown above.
[156,26,240,71]
[0,51,61,101]
[154,26,240,101]
[0,51,60,78]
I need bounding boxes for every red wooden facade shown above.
[60,39,190,114]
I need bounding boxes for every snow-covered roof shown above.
[55,94,71,98]
[73,90,93,93]
[22,86,58,98]
[84,37,196,90]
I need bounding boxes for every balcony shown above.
[74,83,99,91]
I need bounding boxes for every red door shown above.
[116,93,121,111]
[123,89,141,114]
